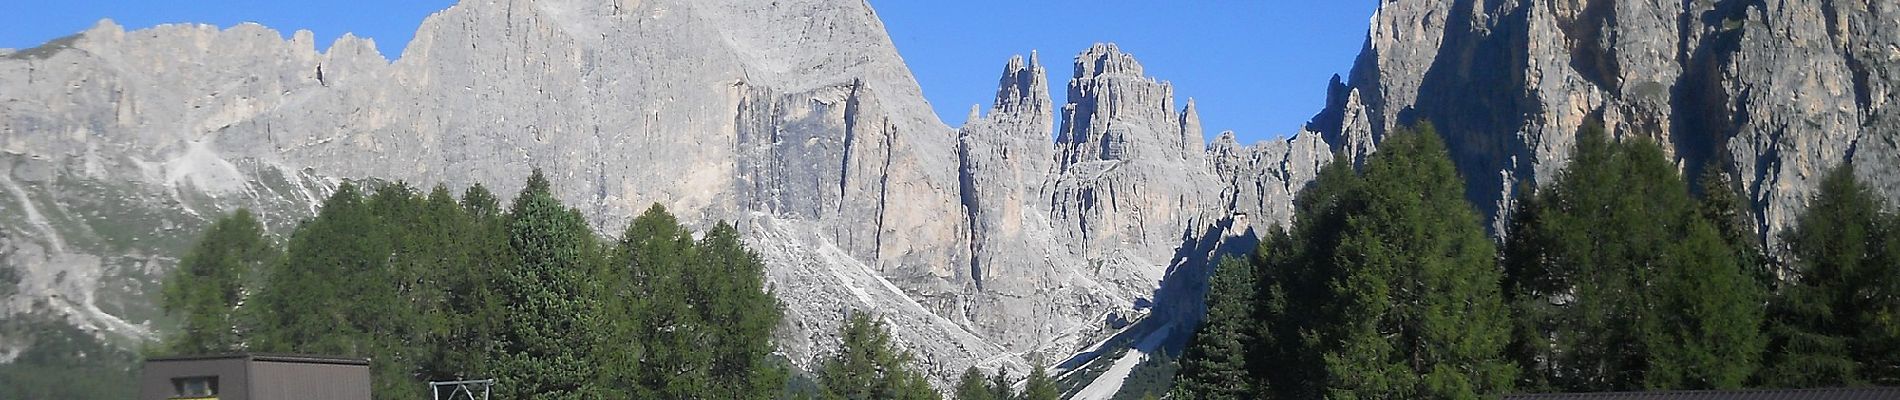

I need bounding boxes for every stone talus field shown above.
[1,0,1895,391]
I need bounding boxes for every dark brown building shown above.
[139,354,371,400]
[1505,387,1900,400]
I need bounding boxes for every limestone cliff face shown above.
[0,0,989,376]
[0,0,1334,382]
[6,0,1894,391]
[1326,0,1900,244]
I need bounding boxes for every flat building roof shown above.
[146,353,370,366]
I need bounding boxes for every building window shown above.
[171,376,219,399]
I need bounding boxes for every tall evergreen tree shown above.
[488,170,610,399]
[819,313,939,400]
[1195,124,1515,399]
[697,221,789,398]
[418,185,506,381]
[248,181,430,399]
[1320,124,1514,399]
[251,182,379,353]
[161,209,277,354]
[603,205,788,399]
[1765,164,1900,387]
[1022,361,1059,400]
[1253,161,1360,400]
[1644,215,1765,389]
[1504,125,1764,391]
[606,204,707,398]
[955,367,996,400]
[1696,168,1772,288]
[1022,362,1060,400]
[989,368,1014,400]
[1172,256,1260,399]
[160,172,795,399]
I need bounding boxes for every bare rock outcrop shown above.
[12,0,1893,393]
[1321,0,1900,244]
[0,0,1338,386]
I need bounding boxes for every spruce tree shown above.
[819,313,939,400]
[161,209,277,354]
[1321,124,1514,399]
[955,367,996,400]
[1172,256,1259,399]
[488,170,610,399]
[1252,162,1359,400]
[1023,362,1059,400]
[426,183,513,381]
[1504,126,1764,391]
[251,182,382,353]
[1765,164,1900,387]
[601,205,787,399]
[989,368,1014,400]
[1644,216,1764,389]
[246,181,432,399]
[160,172,796,399]
[606,204,709,398]
[697,221,788,398]
[1255,160,1362,399]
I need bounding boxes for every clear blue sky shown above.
[877,2,1379,142]
[1,1,1378,143]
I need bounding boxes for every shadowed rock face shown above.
[1325,0,1900,245]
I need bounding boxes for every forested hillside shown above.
[155,171,952,399]
[1169,124,1900,399]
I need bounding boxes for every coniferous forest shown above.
[160,128,1900,400]
[1168,124,1900,399]
[158,171,936,400]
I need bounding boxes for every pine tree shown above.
[697,221,789,398]
[1644,216,1764,389]
[1253,161,1360,400]
[161,209,277,354]
[245,181,433,399]
[819,313,940,400]
[989,368,1014,400]
[488,170,610,399]
[1023,362,1059,400]
[161,172,797,399]
[1765,164,1900,387]
[251,182,382,353]
[600,204,788,399]
[1172,256,1259,399]
[426,183,513,381]
[1321,124,1514,399]
[1504,125,1764,392]
[1696,168,1772,288]
[606,204,709,398]
[955,367,996,400]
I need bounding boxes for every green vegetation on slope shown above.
[158,170,800,399]
[1169,123,1894,398]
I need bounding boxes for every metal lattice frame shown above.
[429,379,494,400]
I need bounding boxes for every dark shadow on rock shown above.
[1400,0,1537,235]
[1057,215,1258,371]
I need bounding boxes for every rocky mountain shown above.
[0,0,1325,384]
[1,0,1895,395]
[1321,0,1899,248]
